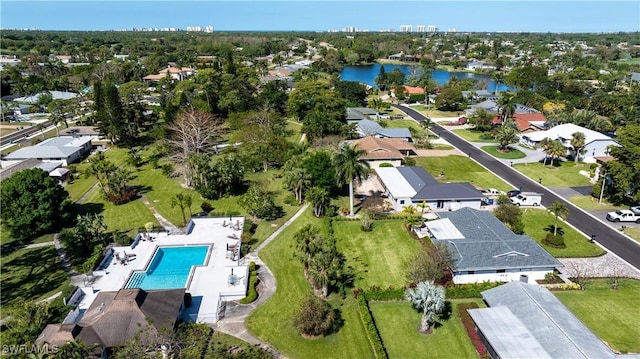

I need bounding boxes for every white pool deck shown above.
[75,217,249,324]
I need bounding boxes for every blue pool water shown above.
[126,246,209,290]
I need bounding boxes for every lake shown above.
[340,63,511,92]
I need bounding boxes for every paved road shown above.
[394,104,640,270]
[0,122,50,146]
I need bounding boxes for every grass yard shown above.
[568,195,620,211]
[82,189,160,235]
[513,161,592,187]
[0,246,70,309]
[370,300,482,359]
[554,279,640,353]
[409,105,460,118]
[334,220,421,289]
[286,120,303,143]
[246,209,374,359]
[415,155,511,192]
[0,225,55,248]
[482,146,526,159]
[621,227,640,243]
[452,128,497,143]
[64,147,132,202]
[521,208,606,257]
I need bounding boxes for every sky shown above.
[1,1,639,33]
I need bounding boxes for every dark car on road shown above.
[507,189,521,197]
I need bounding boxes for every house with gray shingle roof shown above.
[424,208,561,284]
[375,167,483,212]
[468,282,639,359]
[352,119,412,142]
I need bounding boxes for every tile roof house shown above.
[492,113,548,133]
[2,136,92,166]
[36,288,185,355]
[468,282,638,359]
[143,66,195,83]
[521,123,620,163]
[423,208,561,284]
[351,119,412,142]
[353,136,416,168]
[375,167,483,212]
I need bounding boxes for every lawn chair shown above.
[124,251,136,260]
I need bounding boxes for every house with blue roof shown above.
[352,119,412,142]
[423,208,561,284]
[375,166,483,211]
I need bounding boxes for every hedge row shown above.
[239,262,258,304]
[364,286,405,301]
[457,303,490,359]
[445,282,502,299]
[356,295,388,359]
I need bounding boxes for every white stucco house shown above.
[2,136,92,167]
[375,166,483,212]
[521,123,619,163]
[423,208,561,284]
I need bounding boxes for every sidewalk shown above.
[214,204,309,358]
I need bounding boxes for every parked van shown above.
[510,192,542,206]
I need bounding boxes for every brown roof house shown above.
[354,136,416,168]
[36,288,185,355]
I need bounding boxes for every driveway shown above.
[393,104,640,271]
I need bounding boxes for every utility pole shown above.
[599,170,607,204]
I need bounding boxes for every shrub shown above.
[378,162,394,168]
[543,233,566,248]
[240,262,259,304]
[364,286,405,301]
[356,295,388,358]
[403,157,416,166]
[283,195,299,206]
[446,282,502,299]
[457,303,489,358]
[161,163,174,177]
[548,282,582,291]
[292,295,342,337]
[200,201,214,214]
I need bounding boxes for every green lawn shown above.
[513,161,592,187]
[82,189,160,235]
[408,105,460,118]
[415,155,512,192]
[568,195,620,211]
[64,147,132,202]
[0,225,54,248]
[521,208,606,257]
[0,246,70,309]
[481,146,526,159]
[452,128,497,143]
[370,300,482,359]
[622,227,640,243]
[555,279,640,353]
[246,209,374,359]
[334,220,421,289]
[286,121,303,143]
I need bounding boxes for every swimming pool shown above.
[125,246,209,290]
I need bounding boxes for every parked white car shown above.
[606,208,640,223]
[481,188,505,196]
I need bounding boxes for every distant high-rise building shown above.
[399,25,412,32]
[427,25,438,33]
[447,28,457,33]
[416,25,426,32]
[205,25,214,33]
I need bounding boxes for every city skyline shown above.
[1,1,639,33]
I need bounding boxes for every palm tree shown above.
[417,201,430,215]
[284,168,311,204]
[569,131,586,163]
[333,144,370,217]
[491,72,504,94]
[405,281,446,333]
[539,137,553,165]
[402,205,418,215]
[548,139,567,165]
[306,186,330,217]
[494,121,520,151]
[497,94,516,123]
[308,249,339,297]
[547,201,569,236]
[294,224,323,271]
[171,193,192,226]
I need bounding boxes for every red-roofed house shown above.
[492,113,547,133]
